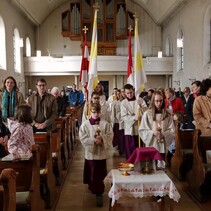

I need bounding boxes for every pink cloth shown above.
[127,147,163,164]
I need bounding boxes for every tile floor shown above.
[55,142,206,211]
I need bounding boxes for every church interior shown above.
[1,0,211,210]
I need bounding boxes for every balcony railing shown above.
[24,56,173,76]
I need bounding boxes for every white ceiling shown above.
[10,0,186,26]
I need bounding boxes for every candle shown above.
[95,127,101,136]
[157,123,162,132]
[157,123,162,143]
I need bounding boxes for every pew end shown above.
[34,132,56,209]
[0,168,17,211]
[0,145,45,211]
[171,123,201,180]
[187,135,211,202]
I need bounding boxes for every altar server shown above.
[139,90,174,158]
[121,84,147,159]
[82,91,111,123]
[79,103,113,207]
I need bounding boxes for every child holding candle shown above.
[139,91,174,161]
[79,103,113,207]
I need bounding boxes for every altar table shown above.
[104,169,180,209]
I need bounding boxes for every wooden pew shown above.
[55,117,68,169]
[75,103,85,128]
[0,168,17,211]
[34,132,55,209]
[66,106,75,117]
[66,105,83,154]
[171,123,201,180]
[65,114,75,153]
[52,130,62,185]
[187,135,211,202]
[0,145,45,211]
[66,107,77,146]
[65,114,72,159]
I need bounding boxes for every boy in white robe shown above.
[79,103,113,207]
[107,87,118,109]
[121,84,146,159]
[110,89,123,154]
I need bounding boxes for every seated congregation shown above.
[0,77,82,211]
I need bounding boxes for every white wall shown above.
[37,1,81,57]
[162,0,211,89]
[0,0,35,94]
[126,0,162,56]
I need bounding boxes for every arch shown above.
[26,37,31,57]
[13,28,21,73]
[0,16,6,70]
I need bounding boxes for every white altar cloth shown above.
[104,169,180,207]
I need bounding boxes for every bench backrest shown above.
[198,136,211,163]
[0,145,40,192]
[34,133,52,168]
[55,117,66,143]
[176,129,195,150]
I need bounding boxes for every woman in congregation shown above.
[186,80,203,129]
[0,76,25,156]
[139,90,175,162]
[79,103,113,207]
[60,89,69,106]
[164,87,185,115]
[193,78,211,136]
[0,76,25,123]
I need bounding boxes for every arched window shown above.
[26,37,31,57]
[176,29,184,72]
[13,28,21,73]
[203,5,211,65]
[0,16,6,70]
[165,36,172,57]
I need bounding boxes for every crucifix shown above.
[133,12,139,21]
[128,25,133,33]
[82,26,88,34]
[93,1,100,10]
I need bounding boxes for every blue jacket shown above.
[68,90,80,106]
